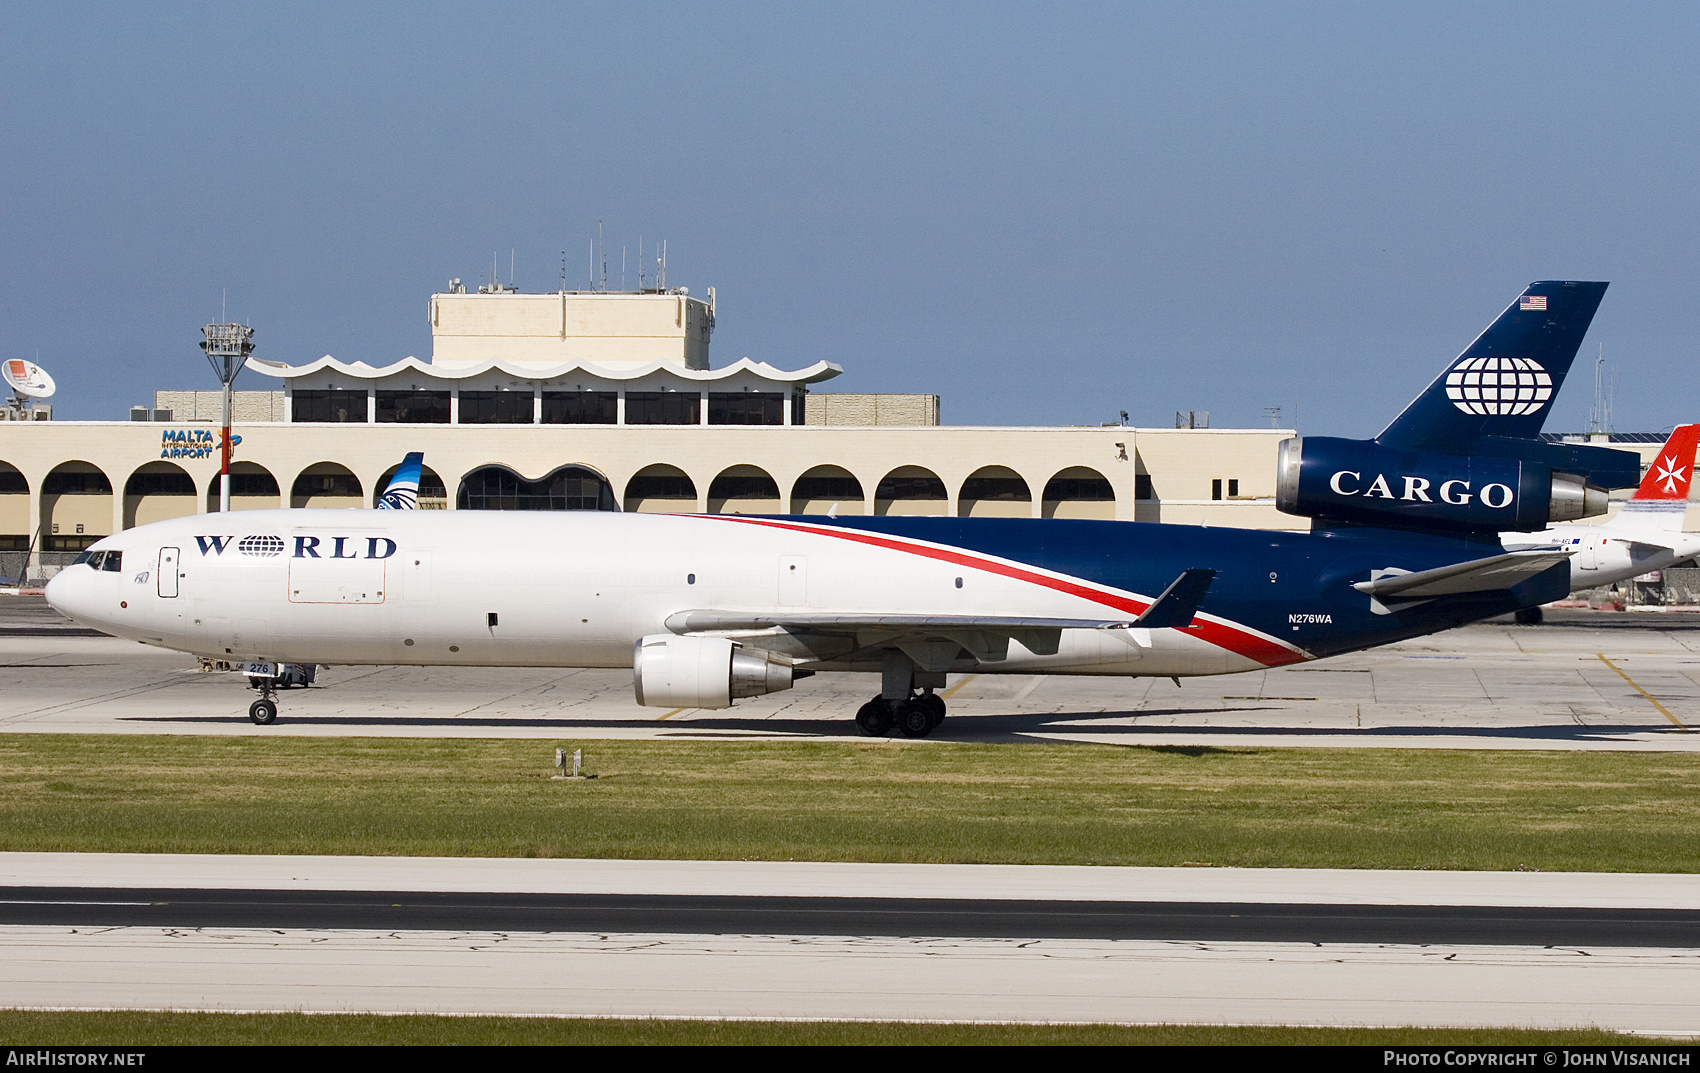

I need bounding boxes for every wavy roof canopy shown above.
[246,355,842,385]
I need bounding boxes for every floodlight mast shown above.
[199,324,255,513]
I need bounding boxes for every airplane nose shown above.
[44,568,95,627]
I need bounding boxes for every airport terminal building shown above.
[0,282,1680,579]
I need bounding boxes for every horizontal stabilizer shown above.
[1133,568,1217,628]
[1352,548,1573,599]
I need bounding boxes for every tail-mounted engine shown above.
[633,634,800,709]
[1276,436,1610,533]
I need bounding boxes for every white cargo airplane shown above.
[1501,423,1700,617]
[42,282,1654,733]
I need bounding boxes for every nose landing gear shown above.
[241,663,314,725]
[248,695,277,725]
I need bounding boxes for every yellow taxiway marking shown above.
[655,708,688,721]
[939,674,978,701]
[1597,654,1692,731]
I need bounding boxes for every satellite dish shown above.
[3,359,55,400]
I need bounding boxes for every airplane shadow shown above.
[115,707,1686,744]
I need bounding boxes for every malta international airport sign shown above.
[159,428,239,460]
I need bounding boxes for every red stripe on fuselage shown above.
[704,515,1308,668]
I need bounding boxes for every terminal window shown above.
[625,391,700,425]
[708,392,784,425]
[42,471,113,495]
[227,472,281,497]
[1042,476,1114,501]
[960,475,1030,501]
[457,466,614,511]
[124,472,196,496]
[708,473,781,500]
[292,390,368,423]
[376,391,450,424]
[459,391,535,424]
[1135,474,1154,500]
[542,391,617,424]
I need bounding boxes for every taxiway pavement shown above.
[1,598,1696,748]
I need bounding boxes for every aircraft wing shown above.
[665,611,1135,633]
[1352,547,1574,599]
[666,569,1217,636]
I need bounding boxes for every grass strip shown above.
[2,735,1697,870]
[0,1010,1682,1046]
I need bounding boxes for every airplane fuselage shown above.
[47,509,1562,682]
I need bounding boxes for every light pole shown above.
[199,323,255,513]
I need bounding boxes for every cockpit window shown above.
[73,550,95,567]
[102,551,123,572]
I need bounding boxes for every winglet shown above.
[1135,569,1217,628]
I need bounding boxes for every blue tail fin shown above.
[376,452,424,510]
[1377,281,1607,452]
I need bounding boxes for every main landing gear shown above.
[856,690,947,738]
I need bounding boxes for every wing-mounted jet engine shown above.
[1275,282,1640,535]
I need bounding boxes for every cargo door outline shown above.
[157,547,180,598]
[289,554,387,604]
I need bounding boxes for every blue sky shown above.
[4,3,1697,435]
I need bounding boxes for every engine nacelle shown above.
[1276,436,1607,533]
[633,634,798,709]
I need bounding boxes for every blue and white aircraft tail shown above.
[376,452,424,510]
[44,282,1651,734]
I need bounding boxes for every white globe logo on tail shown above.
[1444,356,1552,416]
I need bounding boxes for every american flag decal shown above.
[1519,295,1548,311]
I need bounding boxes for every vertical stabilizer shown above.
[1378,282,1608,451]
[1607,425,1699,533]
[376,452,425,510]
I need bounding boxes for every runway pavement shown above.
[2,596,1696,748]
[3,855,1697,1031]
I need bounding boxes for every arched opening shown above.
[41,461,112,551]
[206,462,282,512]
[124,462,197,529]
[790,465,865,515]
[707,465,781,514]
[374,461,448,509]
[290,463,364,509]
[624,464,697,513]
[874,466,948,517]
[1042,466,1116,520]
[0,462,28,554]
[0,462,28,582]
[958,466,1032,518]
[456,465,615,511]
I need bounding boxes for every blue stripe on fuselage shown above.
[776,515,1561,659]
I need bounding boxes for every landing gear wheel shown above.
[1514,606,1544,625]
[918,692,946,729]
[248,698,277,725]
[897,700,934,738]
[855,698,893,736]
